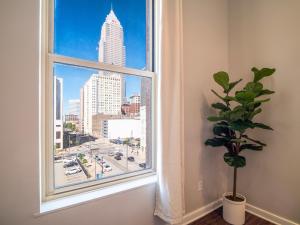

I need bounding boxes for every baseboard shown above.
[246,204,299,225]
[180,199,299,225]
[181,198,223,225]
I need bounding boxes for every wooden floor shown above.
[189,207,274,225]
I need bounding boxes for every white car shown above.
[63,157,76,164]
[65,167,81,175]
[103,164,112,172]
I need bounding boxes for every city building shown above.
[53,76,63,150]
[141,77,152,164]
[129,95,141,104]
[79,88,84,133]
[121,95,141,116]
[65,114,80,131]
[81,8,126,135]
[65,114,79,122]
[92,114,121,138]
[140,106,147,151]
[104,119,141,139]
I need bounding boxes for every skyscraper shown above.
[98,9,126,67]
[82,9,126,134]
[98,8,126,104]
[54,76,63,150]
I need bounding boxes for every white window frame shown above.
[40,0,157,202]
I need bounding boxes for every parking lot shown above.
[54,138,147,188]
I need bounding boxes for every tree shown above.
[205,67,275,200]
[64,122,76,131]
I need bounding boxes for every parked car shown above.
[114,155,121,160]
[127,156,135,162]
[103,164,112,172]
[63,157,76,164]
[54,156,63,163]
[65,167,81,175]
[64,161,78,168]
[115,152,123,157]
[139,163,146,169]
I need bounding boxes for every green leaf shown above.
[224,153,246,168]
[224,96,236,101]
[211,103,230,111]
[230,139,246,143]
[235,91,256,104]
[240,144,263,151]
[244,82,263,95]
[252,102,261,109]
[246,99,270,108]
[249,108,262,119]
[241,135,266,146]
[252,67,276,83]
[257,89,275,97]
[205,138,228,147]
[213,71,229,91]
[213,125,231,137]
[222,106,245,121]
[253,123,273,130]
[207,116,224,122]
[227,79,243,93]
[211,89,225,101]
[211,90,235,104]
[229,120,254,132]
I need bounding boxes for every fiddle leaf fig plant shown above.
[205,67,275,201]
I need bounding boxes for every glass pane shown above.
[53,0,151,71]
[52,63,152,189]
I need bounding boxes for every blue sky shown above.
[53,0,146,113]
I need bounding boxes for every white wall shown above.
[228,0,300,223]
[107,119,141,139]
[0,1,164,225]
[4,0,299,224]
[182,0,230,213]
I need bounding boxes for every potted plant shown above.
[205,67,275,225]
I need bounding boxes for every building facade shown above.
[54,76,63,150]
[81,9,126,135]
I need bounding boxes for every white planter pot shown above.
[223,192,246,225]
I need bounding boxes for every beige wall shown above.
[182,0,230,213]
[229,0,300,223]
[2,0,299,224]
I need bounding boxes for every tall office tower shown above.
[98,8,126,104]
[81,9,126,135]
[54,76,63,150]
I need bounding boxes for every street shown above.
[54,137,147,188]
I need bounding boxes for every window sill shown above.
[36,175,157,216]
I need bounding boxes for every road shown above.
[54,137,147,188]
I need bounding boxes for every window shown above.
[41,0,155,200]
[56,131,61,139]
